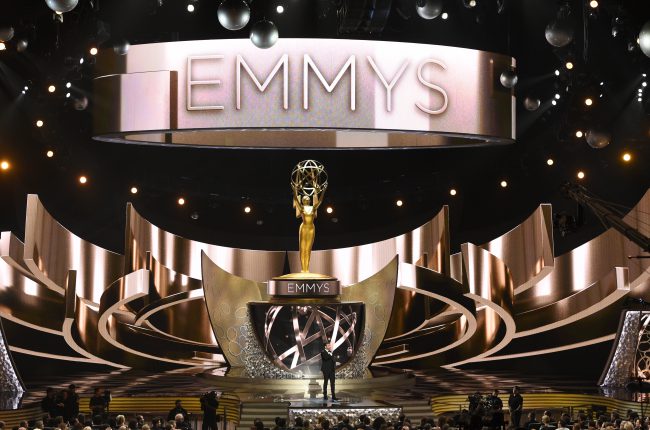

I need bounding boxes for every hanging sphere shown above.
[113,40,130,55]
[500,70,518,88]
[415,0,443,20]
[16,39,28,52]
[545,17,574,48]
[586,129,611,149]
[217,0,251,31]
[0,27,14,42]
[523,96,541,111]
[45,0,79,13]
[73,96,88,111]
[639,21,650,58]
[250,20,278,49]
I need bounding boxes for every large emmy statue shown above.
[291,160,328,277]
[269,160,340,295]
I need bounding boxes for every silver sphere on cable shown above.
[250,19,278,49]
[523,96,541,111]
[113,40,130,55]
[639,21,650,58]
[217,0,251,31]
[586,129,611,149]
[0,27,14,42]
[415,0,443,20]
[45,0,79,13]
[500,70,518,88]
[545,16,574,47]
[16,39,28,52]
[73,96,89,111]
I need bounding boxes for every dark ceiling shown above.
[0,0,649,256]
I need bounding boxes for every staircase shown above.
[237,401,290,430]
[400,398,434,420]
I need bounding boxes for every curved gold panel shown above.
[127,204,286,282]
[480,204,554,294]
[23,195,124,302]
[201,251,265,367]
[340,256,398,368]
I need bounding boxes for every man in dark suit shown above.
[320,342,337,401]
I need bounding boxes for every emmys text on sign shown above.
[94,39,515,148]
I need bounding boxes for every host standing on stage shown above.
[321,342,337,401]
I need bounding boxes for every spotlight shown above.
[79,175,87,184]
[500,180,508,188]
[178,197,185,205]
[276,5,284,13]
[449,189,457,196]
[48,85,56,93]
[547,158,554,166]
[36,120,44,128]
[555,93,561,100]
[66,82,71,88]
[46,150,54,158]
[441,12,448,19]
[187,3,195,12]
[622,152,632,162]
[130,186,138,194]
[244,206,251,213]
[576,130,583,138]
[565,61,574,70]
[589,0,598,8]
[0,161,9,171]
[554,69,560,76]
[585,98,593,106]
[577,171,585,179]
[0,42,5,51]
[396,199,403,207]
[326,206,333,214]
[89,47,98,56]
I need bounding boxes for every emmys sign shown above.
[94,39,515,148]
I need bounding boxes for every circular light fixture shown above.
[130,186,138,194]
[441,12,449,19]
[89,47,98,56]
[585,98,593,106]
[46,150,54,158]
[276,5,284,13]
[547,158,554,166]
[244,206,251,213]
[187,3,195,12]
[589,0,598,8]
[326,206,333,214]
[577,171,585,179]
[449,189,457,196]
[565,61,574,70]
[500,180,508,188]
[622,152,632,162]
[0,161,9,171]
[48,85,56,93]
[79,175,87,184]
[396,199,403,207]
[36,120,44,128]
[576,130,583,138]
[177,197,185,205]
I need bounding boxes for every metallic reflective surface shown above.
[93,39,515,148]
[0,190,648,374]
